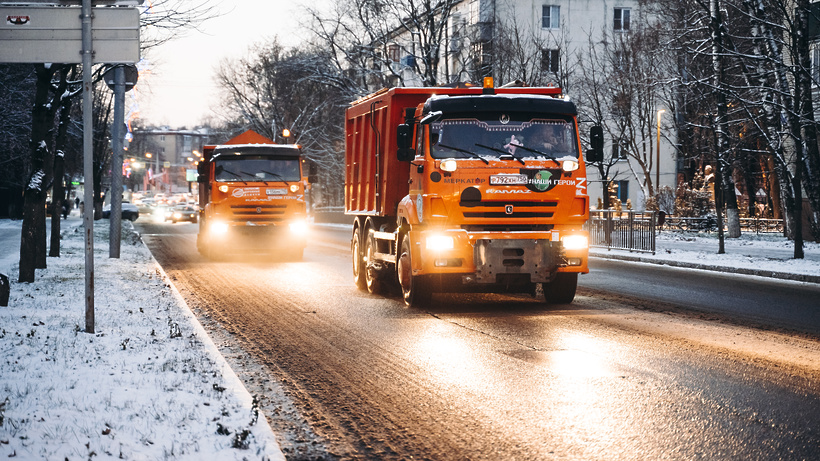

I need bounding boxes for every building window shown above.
[612,140,629,160]
[387,44,400,62]
[542,5,560,29]
[614,8,631,31]
[469,0,479,24]
[160,135,165,142]
[541,48,560,74]
[616,180,629,203]
[812,45,820,85]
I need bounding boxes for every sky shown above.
[134,0,315,128]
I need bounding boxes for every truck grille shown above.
[229,204,287,223]
[462,224,554,232]
[460,201,557,219]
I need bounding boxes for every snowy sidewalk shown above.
[0,216,284,460]
[590,231,820,284]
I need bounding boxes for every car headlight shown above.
[288,220,308,234]
[561,235,588,250]
[173,212,182,219]
[210,221,229,235]
[425,234,454,251]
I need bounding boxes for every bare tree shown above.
[215,41,348,206]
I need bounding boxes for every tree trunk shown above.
[19,64,57,283]
[49,67,73,258]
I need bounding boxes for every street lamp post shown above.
[656,109,665,192]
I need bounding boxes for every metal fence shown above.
[588,210,656,254]
[660,216,783,234]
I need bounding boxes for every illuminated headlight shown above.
[210,221,229,235]
[218,185,229,193]
[562,160,579,172]
[561,235,588,250]
[289,184,299,193]
[289,220,308,234]
[425,235,454,251]
[173,212,182,219]
[440,159,458,172]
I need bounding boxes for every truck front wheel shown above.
[398,236,431,307]
[542,273,578,304]
[352,227,366,290]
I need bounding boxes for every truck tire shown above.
[542,273,578,304]
[352,227,367,290]
[398,236,432,307]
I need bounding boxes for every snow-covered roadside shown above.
[0,219,284,460]
[591,231,820,282]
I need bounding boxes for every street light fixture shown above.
[656,109,665,191]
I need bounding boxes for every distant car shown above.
[102,201,139,221]
[152,205,174,223]
[171,205,198,223]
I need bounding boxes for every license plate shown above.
[266,188,287,195]
[490,174,527,185]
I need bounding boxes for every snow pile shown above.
[0,221,283,460]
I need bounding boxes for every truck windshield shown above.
[213,156,301,183]
[430,117,578,161]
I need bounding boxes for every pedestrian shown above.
[75,197,80,209]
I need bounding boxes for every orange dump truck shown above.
[196,130,308,260]
[346,82,603,306]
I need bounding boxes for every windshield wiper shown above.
[261,170,290,185]
[512,145,561,165]
[436,143,489,164]
[220,168,248,184]
[475,143,525,165]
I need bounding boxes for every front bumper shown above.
[410,229,589,284]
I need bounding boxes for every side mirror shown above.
[397,124,415,162]
[587,125,604,163]
[197,161,207,183]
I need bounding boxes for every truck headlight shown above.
[289,184,299,193]
[562,160,579,172]
[218,185,229,193]
[440,159,457,172]
[426,234,454,251]
[289,220,308,234]
[210,220,229,235]
[561,235,588,250]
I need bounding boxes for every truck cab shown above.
[197,133,308,260]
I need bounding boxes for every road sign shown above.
[0,5,139,63]
[103,64,138,91]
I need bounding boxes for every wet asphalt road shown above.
[138,221,820,460]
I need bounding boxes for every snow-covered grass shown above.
[0,219,283,460]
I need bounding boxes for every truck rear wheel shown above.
[352,227,366,290]
[398,236,431,307]
[542,273,578,304]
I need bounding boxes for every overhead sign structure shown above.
[0,1,144,5]
[0,5,139,63]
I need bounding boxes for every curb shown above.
[590,251,820,284]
